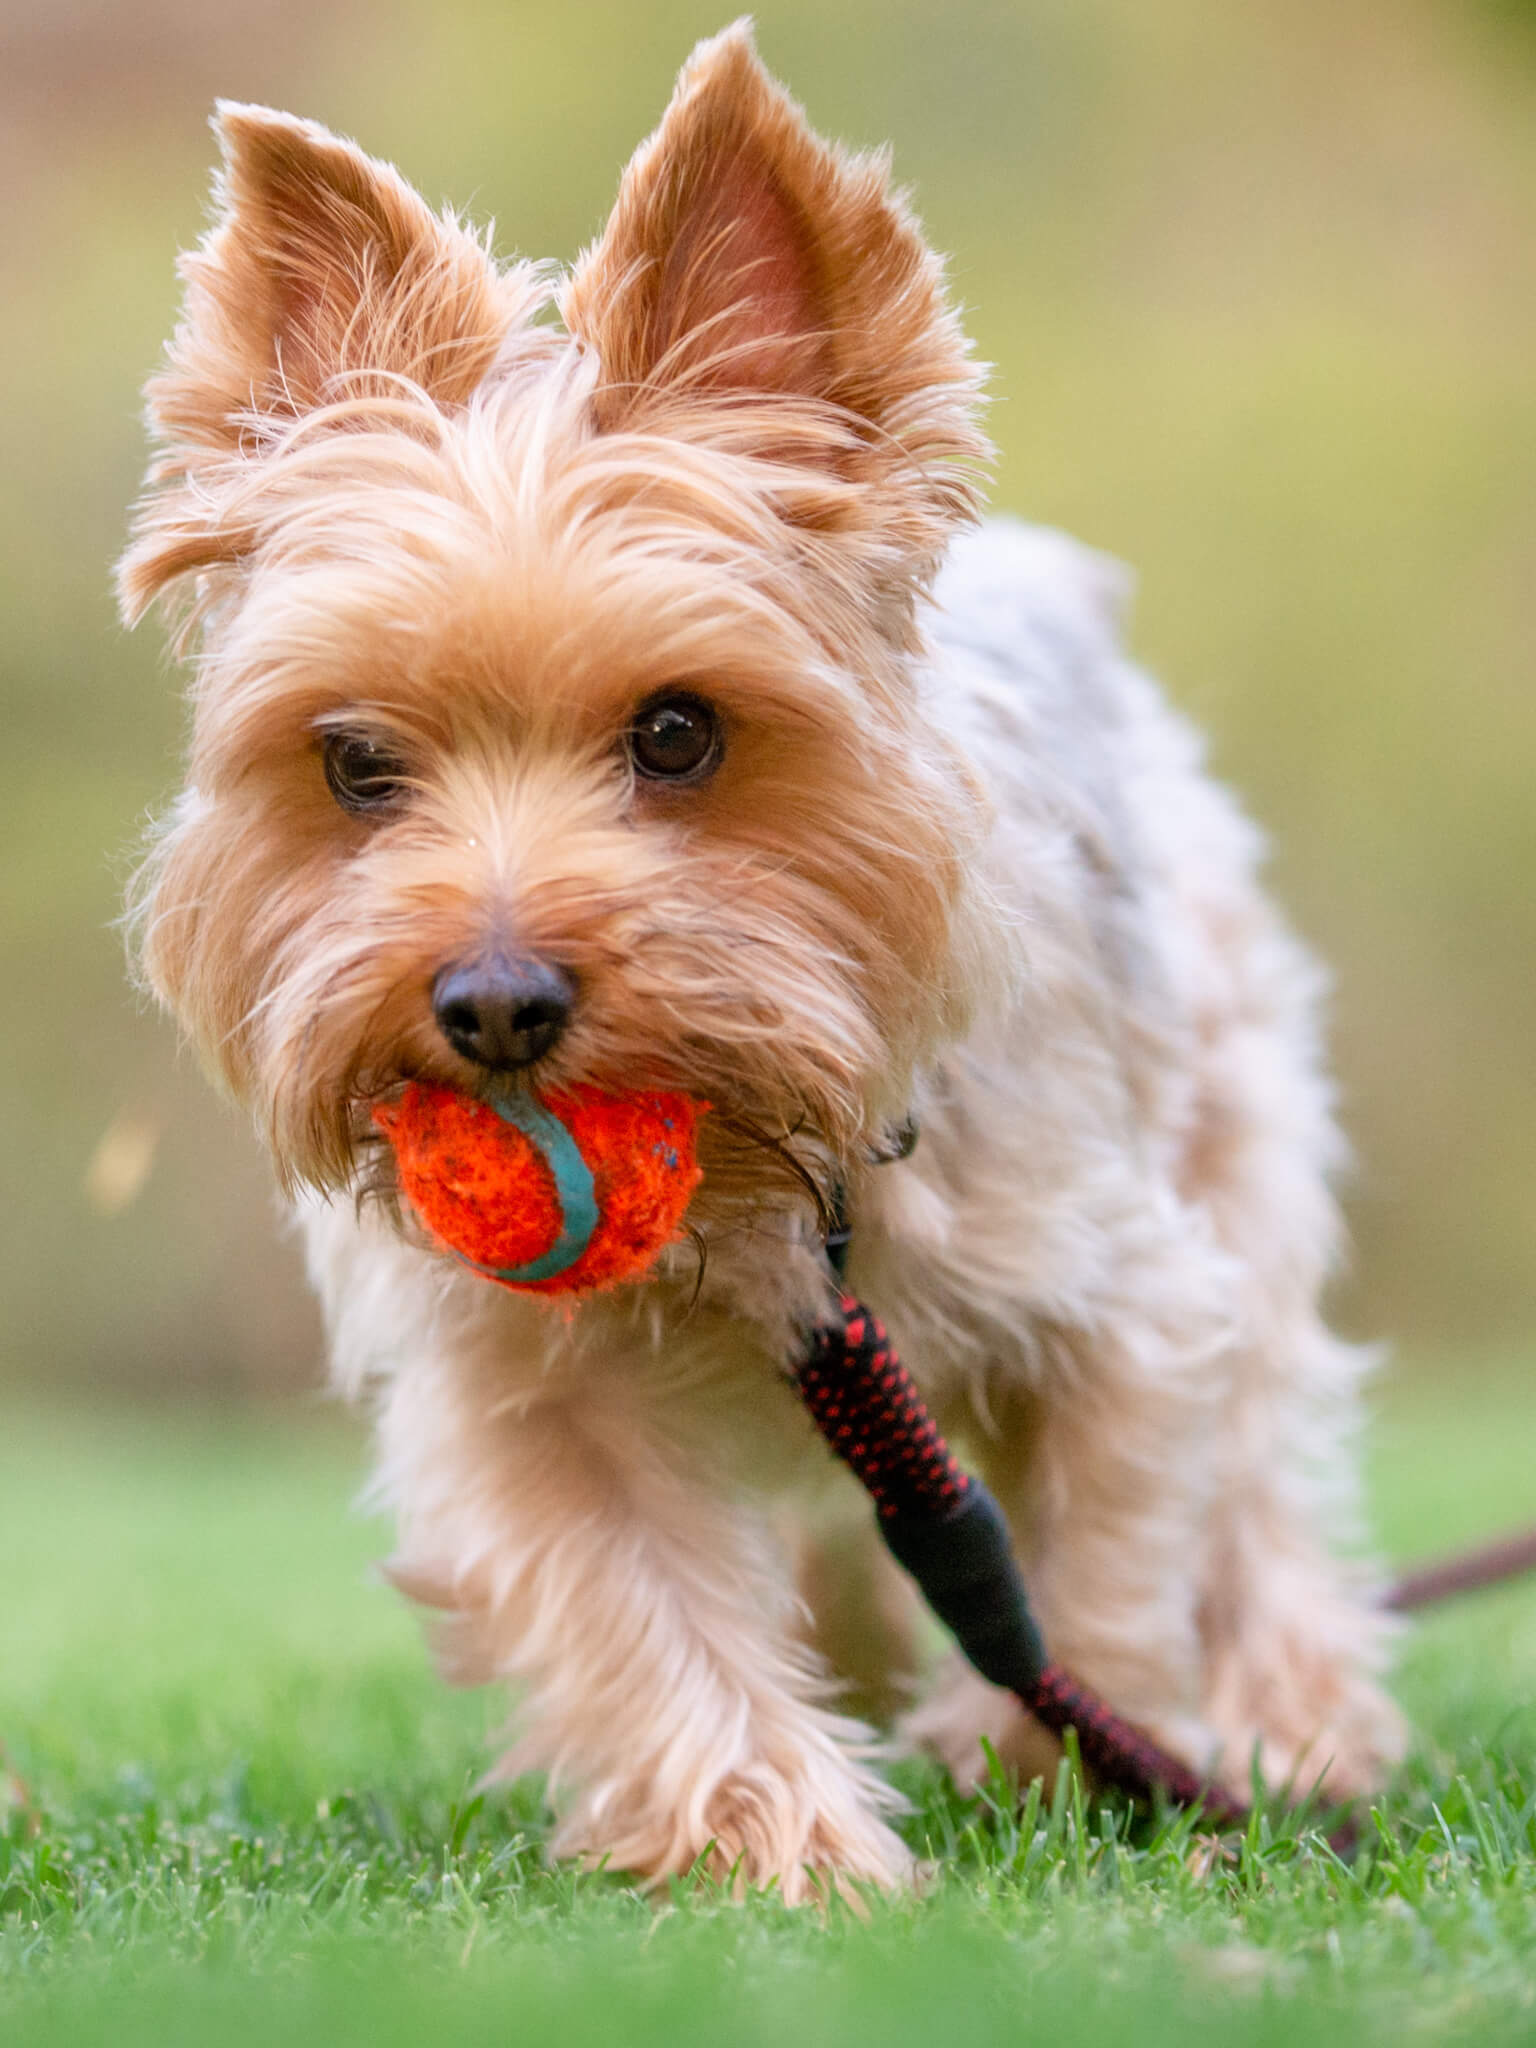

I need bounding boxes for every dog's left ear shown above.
[121,105,540,619]
[563,22,987,580]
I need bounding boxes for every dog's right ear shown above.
[121,105,534,617]
[563,23,986,600]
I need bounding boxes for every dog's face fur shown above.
[121,23,995,1221]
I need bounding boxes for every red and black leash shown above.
[794,1249,1536,1832]
[795,1288,1249,1828]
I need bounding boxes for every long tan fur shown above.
[122,23,1404,1902]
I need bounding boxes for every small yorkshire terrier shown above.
[122,23,1403,1898]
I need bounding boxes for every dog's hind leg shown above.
[1188,1307,1406,1801]
[901,1285,1231,1797]
[1174,932,1407,1799]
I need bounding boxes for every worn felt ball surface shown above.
[372,1082,705,1297]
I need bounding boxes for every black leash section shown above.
[794,1283,1249,1831]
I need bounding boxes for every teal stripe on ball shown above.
[453,1092,599,1286]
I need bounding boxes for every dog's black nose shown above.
[431,955,576,1071]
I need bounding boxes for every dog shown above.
[120,22,1404,1900]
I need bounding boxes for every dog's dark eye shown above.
[322,730,410,815]
[627,692,722,783]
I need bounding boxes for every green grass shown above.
[3,1368,1536,2044]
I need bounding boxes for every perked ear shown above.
[562,21,987,564]
[154,102,520,449]
[121,104,535,617]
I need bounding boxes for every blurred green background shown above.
[2,0,1533,1401]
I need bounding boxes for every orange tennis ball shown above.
[372,1083,705,1298]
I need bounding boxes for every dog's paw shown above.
[1202,1652,1408,1807]
[899,1656,1064,1794]
[716,1789,916,1907]
[551,1767,914,1905]
[1212,1707,1406,1808]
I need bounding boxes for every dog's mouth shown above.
[349,1066,840,1256]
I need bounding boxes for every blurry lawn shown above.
[2,1365,1535,2046]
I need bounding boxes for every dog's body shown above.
[124,26,1403,1900]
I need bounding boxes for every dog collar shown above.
[824,1113,920,1282]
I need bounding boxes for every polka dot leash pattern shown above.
[797,1297,969,1520]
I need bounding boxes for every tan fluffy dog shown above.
[121,23,1403,1900]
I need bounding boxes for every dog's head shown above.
[121,24,995,1220]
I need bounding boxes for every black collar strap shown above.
[823,1182,853,1282]
[823,1114,918,1284]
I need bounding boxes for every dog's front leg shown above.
[376,1358,911,1903]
